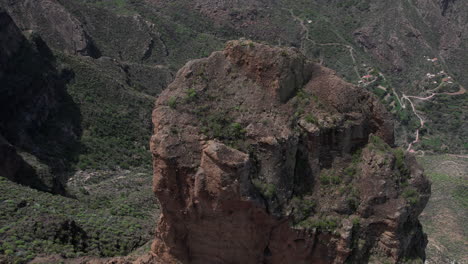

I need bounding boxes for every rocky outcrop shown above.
[0,136,37,188]
[0,8,79,193]
[0,0,99,57]
[0,8,55,146]
[149,40,430,263]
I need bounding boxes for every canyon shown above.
[1,0,466,263]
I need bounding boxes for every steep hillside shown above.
[0,0,465,262]
[418,154,467,263]
[3,0,465,155]
[0,7,79,193]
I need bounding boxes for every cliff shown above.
[0,0,99,57]
[0,8,80,193]
[147,40,431,263]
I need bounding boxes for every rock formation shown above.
[0,8,79,194]
[0,0,99,57]
[149,40,430,263]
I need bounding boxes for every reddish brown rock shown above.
[149,40,430,263]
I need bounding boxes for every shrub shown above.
[392,148,409,177]
[185,88,197,101]
[330,175,341,184]
[352,150,362,162]
[252,179,276,199]
[320,172,341,186]
[347,197,359,212]
[168,97,177,109]
[298,217,339,231]
[320,175,331,185]
[369,135,389,151]
[305,114,318,124]
[291,197,316,223]
[402,187,419,205]
[352,217,360,226]
[344,166,356,177]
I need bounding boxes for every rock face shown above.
[0,0,99,57]
[0,135,40,189]
[150,40,430,263]
[0,8,56,146]
[0,8,79,193]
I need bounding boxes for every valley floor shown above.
[418,154,467,264]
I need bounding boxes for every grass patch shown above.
[452,186,467,208]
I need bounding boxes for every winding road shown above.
[401,85,466,152]
[289,10,361,79]
[288,9,466,153]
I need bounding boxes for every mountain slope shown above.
[0,0,466,262]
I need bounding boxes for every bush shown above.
[402,187,419,205]
[369,135,390,151]
[347,197,359,212]
[298,217,339,231]
[320,175,331,185]
[352,149,362,164]
[392,148,409,177]
[305,114,318,124]
[320,172,341,186]
[291,197,316,223]
[185,88,197,101]
[252,179,276,199]
[352,217,360,226]
[344,166,356,177]
[168,97,177,109]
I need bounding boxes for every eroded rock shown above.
[149,40,430,263]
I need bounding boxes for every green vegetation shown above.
[89,0,136,15]
[296,217,339,231]
[185,88,198,102]
[344,166,357,178]
[368,134,390,152]
[252,179,276,199]
[402,257,424,264]
[0,172,157,263]
[168,97,177,109]
[291,197,316,223]
[392,147,410,178]
[417,154,467,262]
[452,186,467,208]
[415,94,467,153]
[402,187,420,205]
[304,113,318,124]
[320,171,341,185]
[346,197,360,212]
[198,111,247,149]
[57,53,153,171]
[339,185,360,212]
[351,217,360,226]
[351,149,362,164]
